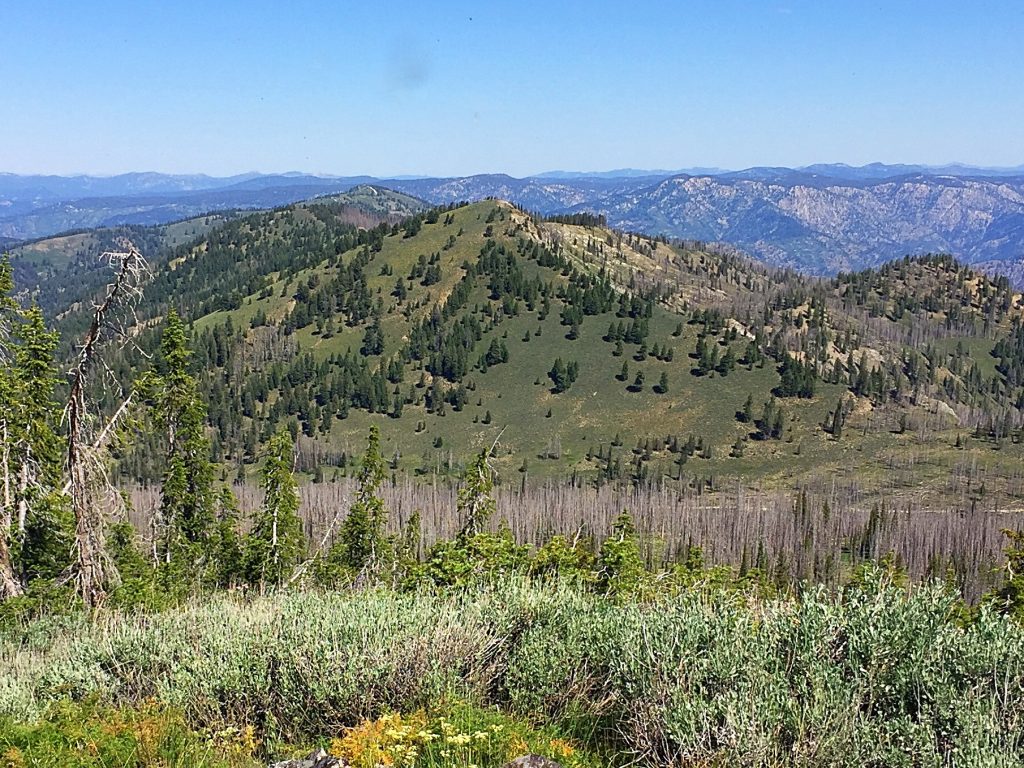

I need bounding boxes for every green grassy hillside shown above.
[74,194,1024,506]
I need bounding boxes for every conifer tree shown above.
[0,258,69,594]
[740,393,754,423]
[245,429,304,589]
[548,357,569,393]
[457,443,497,539]
[730,437,745,458]
[597,511,645,595]
[11,306,70,583]
[210,487,244,587]
[0,257,23,597]
[656,371,669,394]
[334,425,389,572]
[143,310,215,563]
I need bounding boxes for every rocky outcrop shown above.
[269,749,342,768]
[502,756,564,767]
[269,750,563,768]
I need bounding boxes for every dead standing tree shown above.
[0,318,19,598]
[64,241,147,610]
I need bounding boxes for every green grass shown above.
[159,214,236,251]
[933,334,1000,379]
[10,232,99,269]
[0,699,260,767]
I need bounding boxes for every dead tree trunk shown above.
[0,469,19,598]
[16,442,30,534]
[0,531,18,599]
[0,414,22,598]
[64,243,147,611]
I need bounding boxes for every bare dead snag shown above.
[285,492,349,587]
[0,288,23,597]
[0,433,19,595]
[64,242,147,611]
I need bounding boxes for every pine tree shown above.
[716,346,736,376]
[333,425,389,573]
[772,409,785,440]
[245,429,304,589]
[0,257,24,597]
[548,357,570,393]
[210,488,244,588]
[11,306,70,583]
[457,445,496,538]
[831,401,845,439]
[1,258,69,594]
[597,512,645,595]
[740,393,754,423]
[656,371,669,394]
[143,310,215,564]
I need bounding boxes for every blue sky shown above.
[1,1,1022,176]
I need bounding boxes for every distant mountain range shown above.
[2,164,1023,276]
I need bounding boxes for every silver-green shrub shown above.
[2,574,1022,766]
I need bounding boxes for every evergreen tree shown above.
[210,488,244,587]
[776,353,816,398]
[143,310,215,564]
[549,357,570,393]
[830,400,845,439]
[457,446,496,538]
[739,393,754,423]
[716,345,736,376]
[0,257,70,594]
[656,371,669,394]
[245,429,304,589]
[0,257,17,596]
[360,316,384,356]
[597,512,645,595]
[772,409,785,440]
[11,306,70,583]
[333,425,389,573]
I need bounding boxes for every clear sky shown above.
[1,1,1022,177]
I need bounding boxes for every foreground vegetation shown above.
[0,697,600,768]
[2,574,1023,767]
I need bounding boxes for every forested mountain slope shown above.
[21,195,1024,509]
[9,186,425,323]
